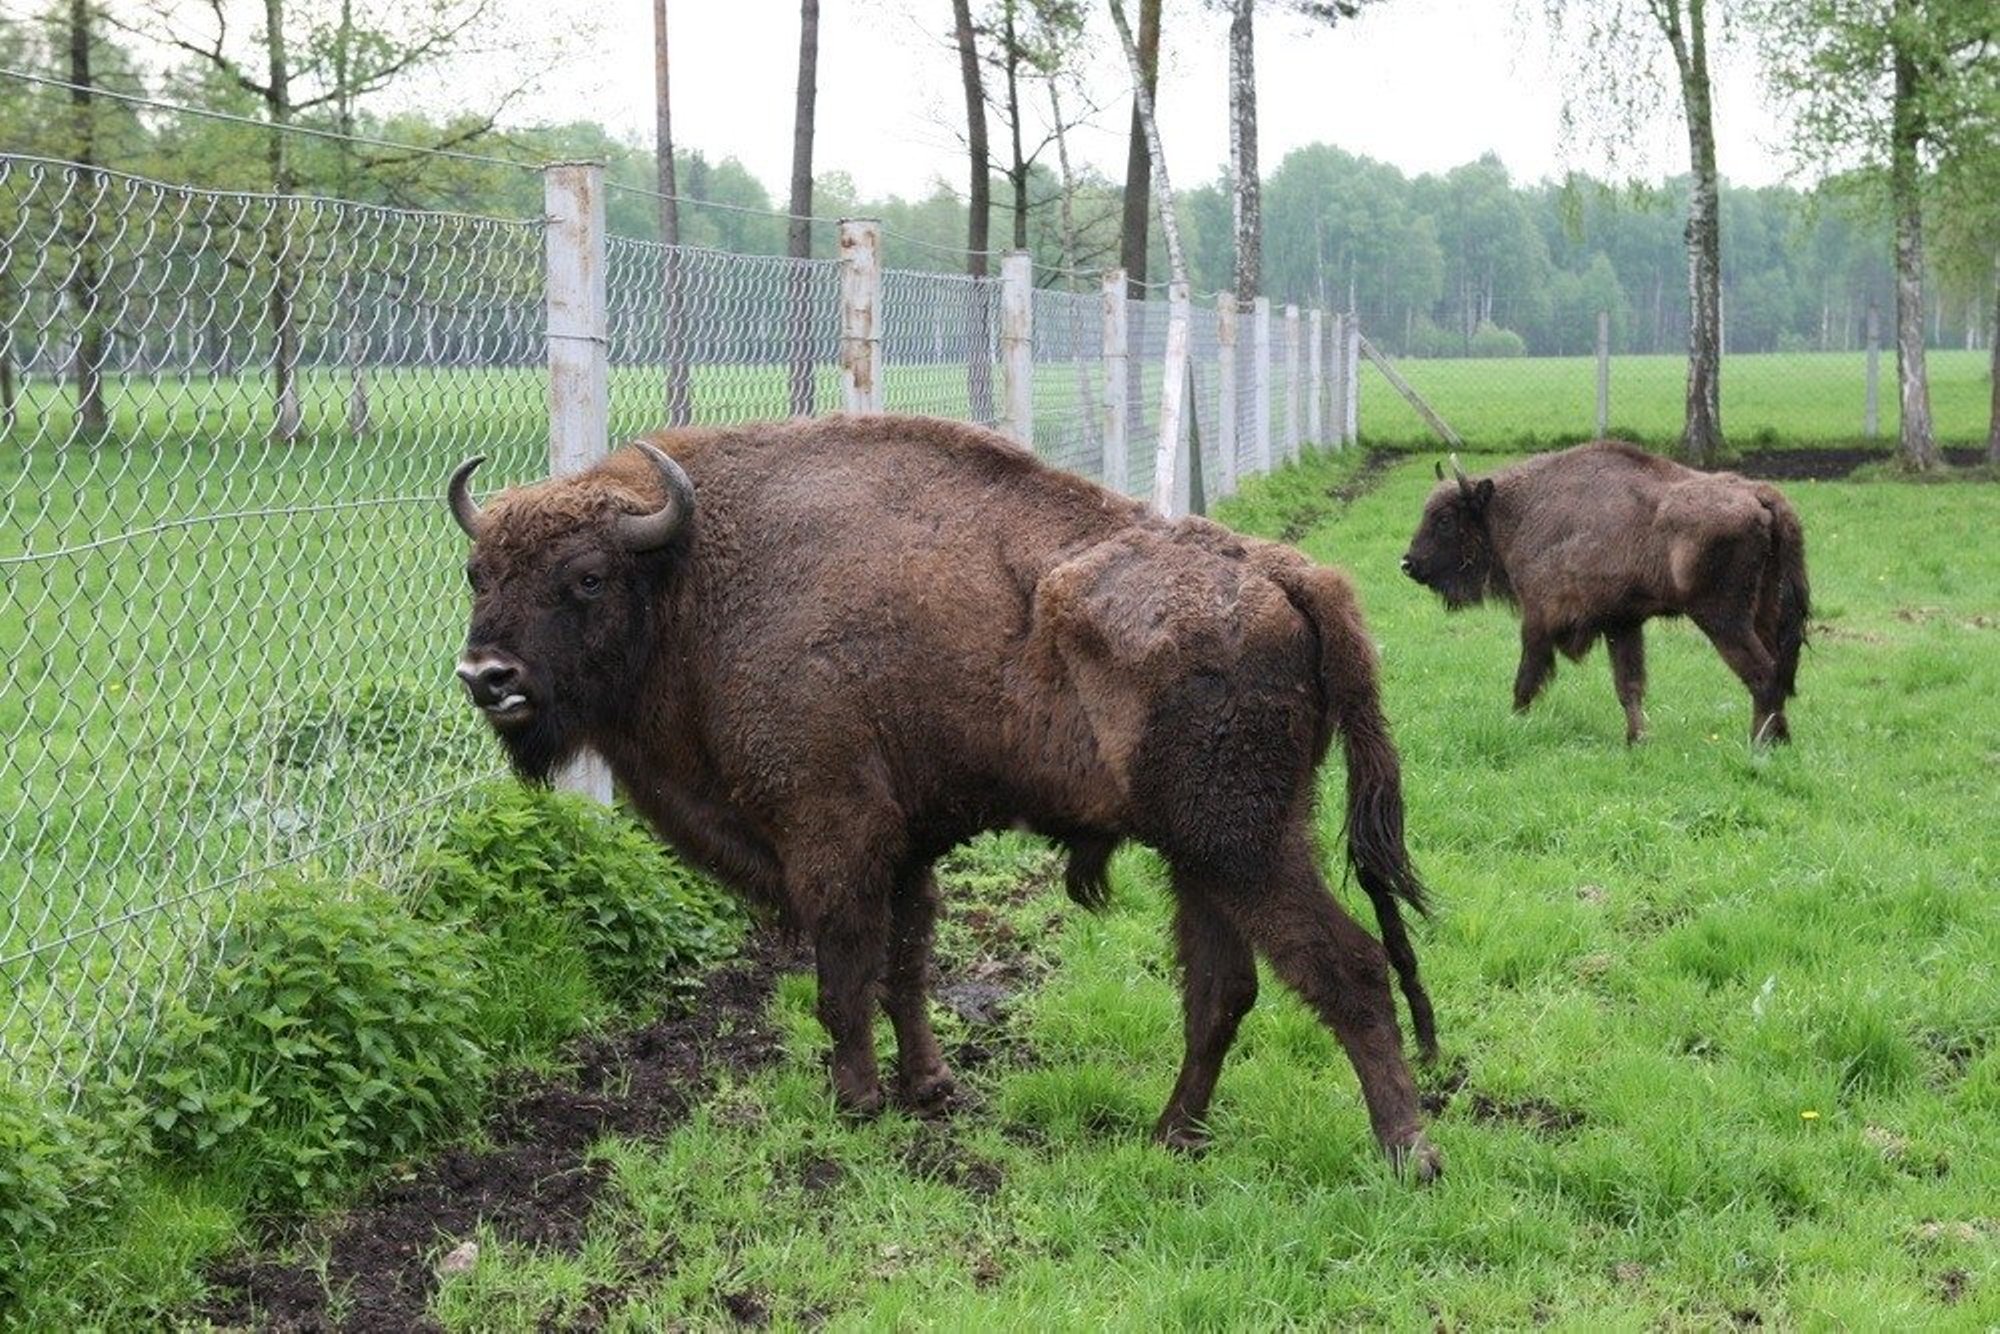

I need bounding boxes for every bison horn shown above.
[616,442,696,552]
[447,456,488,539]
[1450,452,1474,500]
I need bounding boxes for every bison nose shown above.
[1400,554,1415,576]
[455,652,521,708]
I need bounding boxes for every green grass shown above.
[402,449,2000,1329]
[1359,349,1993,449]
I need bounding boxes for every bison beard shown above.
[449,416,1441,1180]
[1402,442,1808,744]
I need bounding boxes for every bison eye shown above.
[577,572,604,597]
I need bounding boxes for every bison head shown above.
[447,443,694,782]
[1401,456,1501,609]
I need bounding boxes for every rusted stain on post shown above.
[1216,293,1238,496]
[999,250,1033,446]
[1101,269,1128,493]
[839,218,882,412]
[543,160,613,802]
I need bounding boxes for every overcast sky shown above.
[528,0,1796,203]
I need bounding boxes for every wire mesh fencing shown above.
[1,147,1363,1104]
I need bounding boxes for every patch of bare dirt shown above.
[198,935,805,1333]
[1726,445,1987,481]
[1276,450,1399,543]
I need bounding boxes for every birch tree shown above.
[1543,0,1726,465]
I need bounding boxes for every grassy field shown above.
[1358,349,1994,449]
[320,450,1994,1329]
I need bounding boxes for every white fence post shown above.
[1327,312,1346,451]
[1307,308,1324,447]
[1343,314,1361,445]
[1102,269,1128,493]
[1155,281,1192,517]
[839,218,882,413]
[1000,250,1033,446]
[1864,303,1880,438]
[1284,304,1302,460]
[1595,308,1610,436]
[1217,294,1238,495]
[1252,297,1272,473]
[544,160,613,803]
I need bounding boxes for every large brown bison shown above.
[447,414,1440,1178]
[1400,441,1809,744]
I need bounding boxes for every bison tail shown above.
[1757,486,1811,700]
[1275,566,1438,1062]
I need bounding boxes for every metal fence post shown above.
[1307,308,1324,447]
[544,160,613,803]
[839,218,882,413]
[1284,304,1302,459]
[1155,281,1193,517]
[1102,269,1128,493]
[999,250,1033,446]
[1864,304,1880,438]
[1252,297,1272,473]
[1343,314,1361,445]
[1595,308,1610,437]
[1217,294,1238,495]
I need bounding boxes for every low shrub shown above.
[1,1082,128,1308]
[416,784,738,1010]
[137,877,487,1207]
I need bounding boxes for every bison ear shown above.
[1469,478,1495,514]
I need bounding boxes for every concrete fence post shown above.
[544,160,613,803]
[1307,308,1324,447]
[1343,314,1361,445]
[1864,304,1880,438]
[999,250,1033,446]
[1101,269,1128,493]
[1252,296,1272,473]
[1283,303,1302,460]
[838,218,882,413]
[1155,281,1193,517]
[1595,308,1610,437]
[1217,294,1238,496]
[1327,312,1346,451]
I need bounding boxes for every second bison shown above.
[1401,441,1809,744]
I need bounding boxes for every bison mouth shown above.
[479,692,535,726]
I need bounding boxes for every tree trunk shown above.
[1050,81,1097,459]
[1118,0,1161,298]
[1889,0,1938,470]
[1004,0,1029,251]
[333,0,370,439]
[1227,0,1259,306]
[654,0,693,426]
[786,0,819,417]
[67,0,108,441]
[1664,0,1722,465]
[951,0,994,419]
[262,0,302,443]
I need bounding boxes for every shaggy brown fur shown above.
[1401,440,1810,743]
[450,413,1439,1178]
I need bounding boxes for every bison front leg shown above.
[1513,625,1557,713]
[885,868,955,1113]
[813,899,891,1116]
[1606,623,1648,744]
[1153,880,1259,1154]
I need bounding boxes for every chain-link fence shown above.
[1,150,1364,1104]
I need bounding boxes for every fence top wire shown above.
[606,177,845,230]
[0,67,547,174]
[0,151,543,226]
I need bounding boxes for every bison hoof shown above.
[1152,1116,1212,1156]
[897,1066,958,1116]
[833,1080,886,1120]
[1388,1133,1443,1185]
